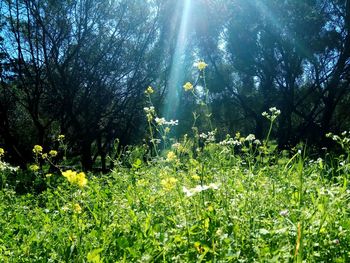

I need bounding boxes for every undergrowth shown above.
[0,61,350,262]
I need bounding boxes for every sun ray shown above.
[162,0,193,121]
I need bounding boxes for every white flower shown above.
[155,117,166,125]
[208,183,220,190]
[253,139,261,145]
[182,183,220,197]
[172,143,181,149]
[245,134,256,142]
[165,119,179,126]
[183,186,195,197]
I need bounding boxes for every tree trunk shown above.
[81,142,93,171]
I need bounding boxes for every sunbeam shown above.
[162,0,193,121]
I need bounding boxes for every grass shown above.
[1,70,350,262]
[1,135,350,262]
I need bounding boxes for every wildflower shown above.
[253,139,261,145]
[45,173,52,178]
[0,148,4,157]
[165,119,179,126]
[49,150,58,157]
[145,86,154,95]
[76,172,88,187]
[325,132,333,138]
[74,203,82,214]
[195,61,208,71]
[29,164,40,172]
[146,113,153,121]
[262,107,281,121]
[62,170,76,183]
[172,143,181,149]
[183,82,193,91]
[143,106,155,113]
[192,174,200,180]
[166,151,176,162]
[182,187,193,197]
[144,106,155,122]
[33,145,43,154]
[245,134,256,142]
[161,177,177,191]
[42,153,48,159]
[59,207,69,214]
[235,132,241,139]
[61,170,88,187]
[150,138,161,144]
[183,183,220,197]
[164,127,171,133]
[155,117,166,125]
[279,209,289,217]
[208,182,220,190]
[57,134,65,141]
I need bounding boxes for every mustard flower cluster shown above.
[183,82,193,91]
[166,151,177,162]
[29,164,40,172]
[61,170,88,188]
[145,86,154,95]
[32,145,58,160]
[73,203,82,214]
[161,177,177,191]
[33,145,43,155]
[49,150,58,157]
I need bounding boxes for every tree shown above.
[0,0,165,169]
[194,0,350,146]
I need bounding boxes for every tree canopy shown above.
[1,0,350,169]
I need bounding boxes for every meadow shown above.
[1,122,350,262]
[1,65,350,262]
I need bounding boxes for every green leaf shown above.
[87,248,103,263]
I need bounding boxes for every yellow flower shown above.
[161,177,177,191]
[145,86,154,94]
[166,151,176,162]
[33,145,43,154]
[0,148,4,157]
[42,153,48,159]
[62,170,77,183]
[45,173,52,178]
[191,174,200,181]
[76,172,88,187]
[49,150,58,157]
[74,203,82,214]
[183,82,193,91]
[29,164,40,172]
[195,61,208,71]
[57,134,65,141]
[61,170,88,187]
